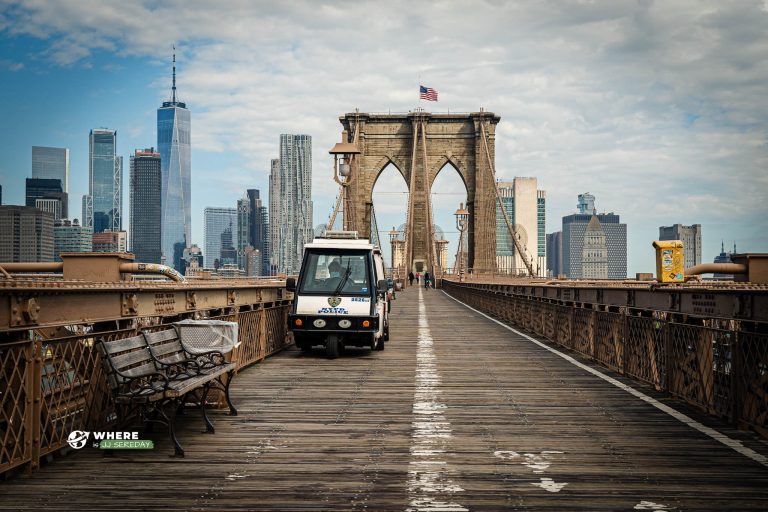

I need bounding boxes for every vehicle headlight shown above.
[313,318,326,328]
[338,319,352,329]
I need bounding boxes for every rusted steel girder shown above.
[442,278,768,322]
[0,280,289,331]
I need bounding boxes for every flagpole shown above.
[418,73,422,110]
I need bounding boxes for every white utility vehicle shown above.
[286,231,390,358]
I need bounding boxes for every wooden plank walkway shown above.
[1,287,767,510]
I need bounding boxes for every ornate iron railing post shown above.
[730,329,742,426]
[663,319,672,394]
[30,339,42,473]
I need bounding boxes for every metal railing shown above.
[443,280,768,438]
[0,284,291,476]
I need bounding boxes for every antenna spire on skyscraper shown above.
[172,45,177,104]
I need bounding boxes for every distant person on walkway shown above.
[416,272,420,284]
[408,271,414,286]
[424,271,431,290]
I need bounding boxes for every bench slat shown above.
[143,329,179,343]
[121,361,160,379]
[151,341,185,357]
[101,335,146,354]
[109,346,155,370]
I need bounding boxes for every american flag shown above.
[419,85,438,101]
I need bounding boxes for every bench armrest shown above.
[186,350,227,370]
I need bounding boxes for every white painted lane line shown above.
[406,288,468,512]
[443,290,768,468]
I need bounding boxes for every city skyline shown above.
[0,2,766,275]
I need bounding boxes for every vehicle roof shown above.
[304,238,374,250]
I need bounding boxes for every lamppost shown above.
[388,227,399,278]
[329,131,361,231]
[454,203,469,281]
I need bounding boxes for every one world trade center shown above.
[158,48,191,270]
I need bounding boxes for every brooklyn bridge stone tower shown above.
[339,111,500,273]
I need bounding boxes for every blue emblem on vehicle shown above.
[328,297,342,307]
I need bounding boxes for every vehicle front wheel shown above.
[326,335,340,359]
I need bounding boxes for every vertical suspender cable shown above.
[479,121,537,276]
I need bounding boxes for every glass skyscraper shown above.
[88,129,122,233]
[204,207,237,269]
[130,149,162,263]
[247,189,269,275]
[158,50,191,270]
[32,146,69,193]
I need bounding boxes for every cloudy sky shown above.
[1,0,766,274]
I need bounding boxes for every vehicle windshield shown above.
[298,250,371,295]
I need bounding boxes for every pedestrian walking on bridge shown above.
[424,271,431,290]
[408,271,414,286]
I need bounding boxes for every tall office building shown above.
[54,218,92,261]
[562,194,627,279]
[204,207,238,268]
[88,129,122,233]
[219,226,237,267]
[181,244,204,276]
[243,246,261,277]
[81,195,91,228]
[577,192,595,214]
[246,189,269,275]
[129,149,162,263]
[659,224,702,270]
[268,158,281,274]
[26,178,68,219]
[0,206,54,262]
[495,178,546,276]
[32,146,69,193]
[277,135,313,274]
[546,231,563,277]
[713,241,737,280]
[237,194,250,269]
[158,50,191,270]
[35,198,62,221]
[582,215,609,279]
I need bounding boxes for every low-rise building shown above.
[54,219,92,260]
[92,230,128,253]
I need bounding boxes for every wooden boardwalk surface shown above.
[1,287,767,511]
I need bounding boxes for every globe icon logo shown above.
[67,430,90,449]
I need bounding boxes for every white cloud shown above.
[3,0,768,272]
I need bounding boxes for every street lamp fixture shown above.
[388,226,399,278]
[329,130,360,184]
[454,202,469,232]
[454,203,469,280]
[329,130,361,231]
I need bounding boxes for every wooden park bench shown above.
[98,323,238,456]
